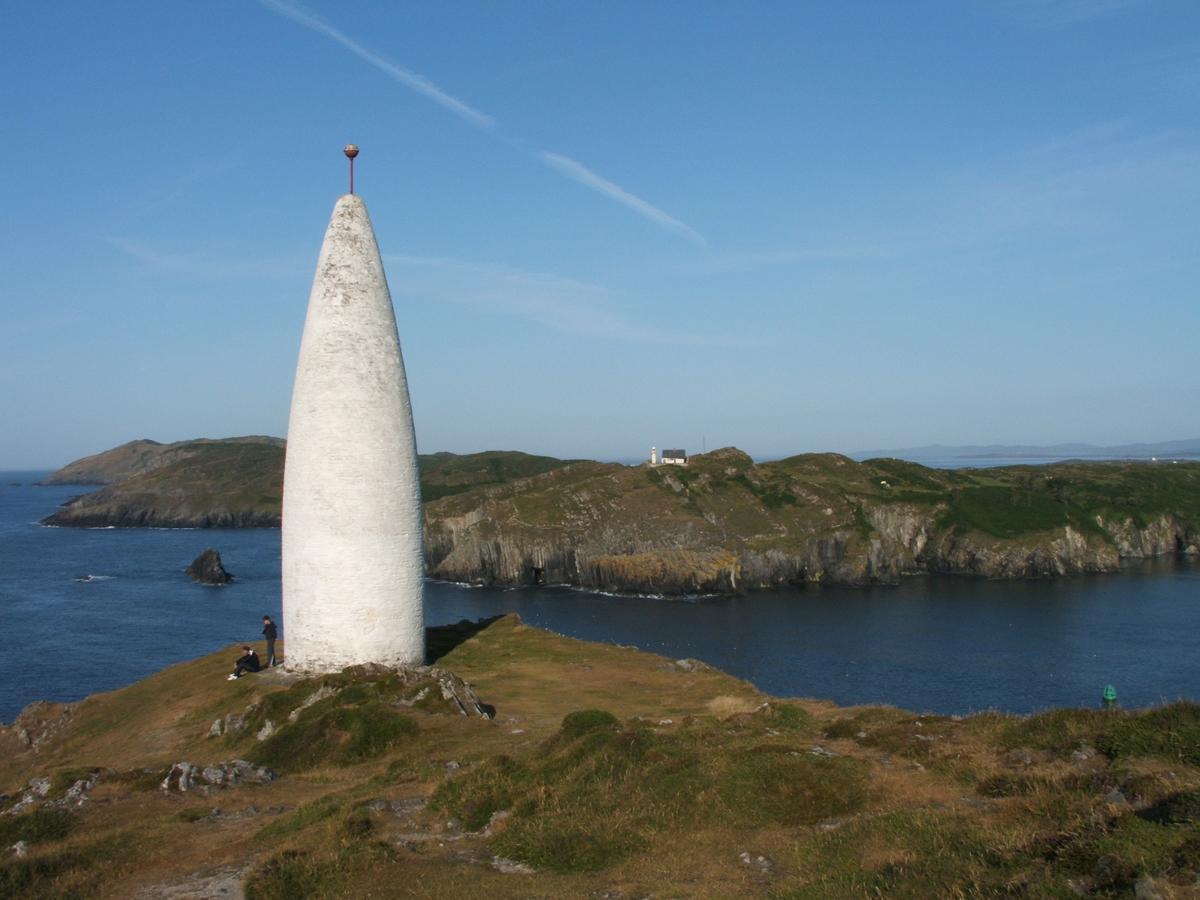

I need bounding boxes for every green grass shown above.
[47,768,96,797]
[255,794,346,841]
[939,485,1071,537]
[243,850,338,900]
[0,810,73,847]
[0,832,134,900]
[432,708,869,873]
[781,811,1025,900]
[1003,702,1200,765]
[248,700,418,773]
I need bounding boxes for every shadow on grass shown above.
[424,615,506,666]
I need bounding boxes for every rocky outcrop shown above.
[186,548,234,585]
[0,700,79,754]
[1,770,100,816]
[1099,514,1199,558]
[160,760,278,794]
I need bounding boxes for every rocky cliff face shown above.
[424,452,1200,594]
[38,438,1200,594]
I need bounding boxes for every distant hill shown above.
[854,438,1200,463]
[418,450,583,501]
[39,436,286,486]
[424,448,1200,592]
[40,441,577,528]
[42,440,287,528]
[38,438,1200,591]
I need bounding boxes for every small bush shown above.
[720,746,869,827]
[1138,791,1200,825]
[560,709,619,739]
[341,812,373,838]
[768,703,813,733]
[976,775,1040,798]
[1006,703,1200,765]
[823,718,863,740]
[0,832,131,898]
[48,767,97,796]
[255,795,345,841]
[0,809,73,846]
[493,820,645,874]
[431,755,532,831]
[243,850,336,900]
[248,701,418,773]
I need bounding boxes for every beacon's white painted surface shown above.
[282,194,424,672]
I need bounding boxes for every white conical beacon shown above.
[282,149,424,672]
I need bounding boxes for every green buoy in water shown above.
[1102,684,1117,710]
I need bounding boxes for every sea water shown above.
[1,473,1196,721]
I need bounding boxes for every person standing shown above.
[262,615,278,667]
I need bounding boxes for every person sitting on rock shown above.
[228,646,261,681]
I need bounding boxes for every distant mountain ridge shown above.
[854,438,1200,462]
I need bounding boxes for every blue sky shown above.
[2,0,1197,468]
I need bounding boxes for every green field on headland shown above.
[39,438,1200,591]
[1,616,1198,898]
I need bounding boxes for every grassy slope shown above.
[425,448,1200,582]
[40,437,285,486]
[418,450,581,501]
[1,618,1198,898]
[41,448,577,527]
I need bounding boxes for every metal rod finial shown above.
[344,144,359,194]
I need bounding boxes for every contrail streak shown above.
[260,1,706,246]
[258,0,495,130]
[540,151,707,246]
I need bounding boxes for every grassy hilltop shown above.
[39,439,1200,589]
[40,442,576,529]
[424,448,1200,590]
[1,617,1198,898]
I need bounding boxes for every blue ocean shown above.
[1,472,1197,722]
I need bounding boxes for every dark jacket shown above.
[236,651,261,673]
[262,621,278,640]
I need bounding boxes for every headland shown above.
[37,439,1200,592]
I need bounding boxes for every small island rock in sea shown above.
[185,548,233,585]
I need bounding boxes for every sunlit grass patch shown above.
[247,699,417,773]
[432,708,870,873]
[1002,702,1200,765]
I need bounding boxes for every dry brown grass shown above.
[2,616,1199,899]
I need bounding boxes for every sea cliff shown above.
[424,448,1200,592]
[39,440,1200,592]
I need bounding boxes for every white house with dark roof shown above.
[660,448,688,466]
